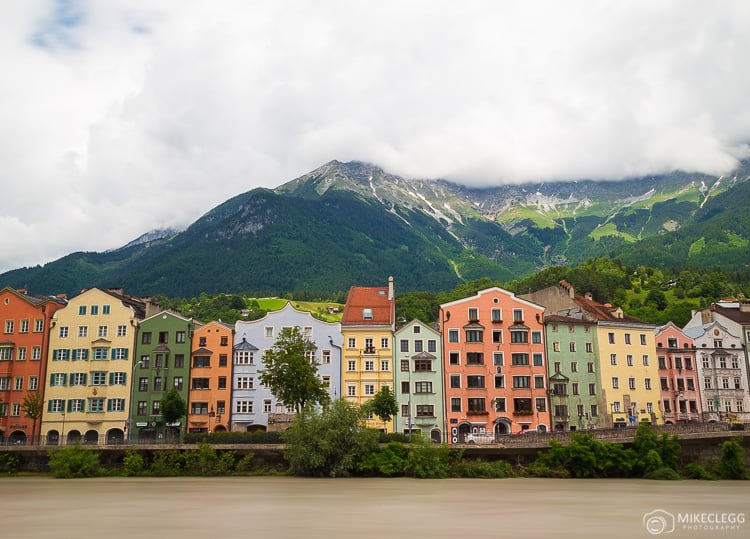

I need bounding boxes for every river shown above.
[0,477,748,538]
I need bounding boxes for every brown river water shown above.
[0,477,748,539]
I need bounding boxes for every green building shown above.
[130,310,195,442]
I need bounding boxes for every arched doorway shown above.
[213,425,227,433]
[537,424,548,432]
[139,427,157,442]
[9,430,27,445]
[457,423,471,443]
[46,430,60,445]
[84,430,99,444]
[430,428,442,443]
[66,430,82,444]
[494,419,511,435]
[106,429,125,445]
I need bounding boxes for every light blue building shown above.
[231,302,342,431]
[394,319,446,442]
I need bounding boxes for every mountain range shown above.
[3,159,749,297]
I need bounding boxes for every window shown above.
[401,381,410,394]
[569,342,576,352]
[78,305,87,316]
[16,347,26,361]
[108,399,125,412]
[640,334,647,345]
[380,359,390,371]
[400,340,409,352]
[413,325,421,334]
[322,350,331,364]
[589,383,597,395]
[510,329,528,343]
[263,399,272,413]
[58,326,69,338]
[587,362,595,373]
[52,349,70,361]
[572,382,579,395]
[513,376,530,388]
[235,401,254,414]
[642,355,650,366]
[139,378,148,391]
[448,329,459,342]
[363,308,373,320]
[78,325,88,338]
[493,352,504,366]
[608,333,615,344]
[34,319,44,333]
[234,351,254,365]
[570,362,578,373]
[513,309,523,322]
[218,377,227,390]
[347,337,356,348]
[98,326,108,338]
[535,376,546,389]
[467,398,486,413]
[175,331,186,344]
[465,329,483,342]
[191,402,209,415]
[414,340,423,353]
[113,348,128,360]
[72,348,88,361]
[467,375,485,389]
[347,360,356,372]
[413,359,431,371]
[626,355,633,367]
[192,378,210,390]
[90,372,106,386]
[0,348,12,361]
[468,307,479,321]
[416,405,434,417]
[137,401,148,415]
[414,381,433,393]
[194,356,210,368]
[400,359,409,372]
[612,377,619,389]
[219,355,228,367]
[554,405,568,418]
[624,333,631,345]
[495,398,506,412]
[364,360,374,371]
[449,352,459,365]
[364,384,375,396]
[450,374,461,388]
[585,342,593,353]
[553,382,566,395]
[29,376,38,390]
[173,376,183,390]
[554,361,561,372]
[381,337,389,349]
[364,338,374,353]
[265,327,274,339]
[153,377,164,392]
[511,353,529,366]
[610,354,617,365]
[0,377,10,391]
[466,352,484,365]
[491,308,502,322]
[102,304,110,315]
[451,398,461,412]
[495,375,505,388]
[552,341,560,352]
[513,398,532,413]
[347,385,356,397]
[88,398,105,413]
[20,319,29,333]
[142,332,152,344]
[117,325,127,337]
[492,330,503,344]
[93,347,108,360]
[532,331,542,344]
[644,378,652,390]
[427,340,437,353]
[13,377,22,391]
[110,372,126,385]
[48,399,64,413]
[533,353,543,366]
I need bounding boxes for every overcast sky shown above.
[2,1,749,273]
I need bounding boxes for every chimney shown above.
[16,288,27,295]
[388,276,394,301]
[740,300,750,313]
[585,292,593,301]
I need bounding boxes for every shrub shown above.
[47,445,102,478]
[453,459,515,478]
[716,438,748,480]
[150,450,185,476]
[0,453,21,475]
[184,444,237,476]
[122,450,145,477]
[644,466,682,480]
[405,439,455,479]
[357,442,407,476]
[681,463,716,480]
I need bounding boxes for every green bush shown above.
[681,463,716,480]
[184,444,237,476]
[716,438,748,480]
[122,450,145,477]
[452,459,515,478]
[644,466,682,480]
[405,439,455,479]
[183,431,283,444]
[48,445,102,478]
[357,442,407,476]
[0,453,21,475]
[150,450,185,476]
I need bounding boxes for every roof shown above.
[341,285,394,326]
[573,294,652,325]
[544,314,595,324]
[711,303,750,325]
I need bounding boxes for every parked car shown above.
[516,429,542,435]
[464,433,496,444]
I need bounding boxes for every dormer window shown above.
[363,308,373,320]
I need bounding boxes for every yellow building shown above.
[341,278,396,431]
[41,288,148,445]
[575,294,662,426]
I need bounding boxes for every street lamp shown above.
[208,407,215,435]
[60,408,66,446]
[127,359,146,444]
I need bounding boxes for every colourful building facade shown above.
[394,319,445,442]
[0,287,66,443]
[187,321,234,434]
[341,278,396,431]
[655,322,702,424]
[440,287,549,441]
[40,288,146,444]
[130,310,194,442]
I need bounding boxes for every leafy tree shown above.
[22,392,44,441]
[48,445,102,478]
[283,399,379,477]
[364,386,399,432]
[716,438,748,479]
[259,327,330,413]
[161,388,187,442]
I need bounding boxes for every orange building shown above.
[0,287,67,444]
[440,287,549,441]
[187,321,234,434]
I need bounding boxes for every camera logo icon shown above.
[643,509,676,535]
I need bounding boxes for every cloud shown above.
[1,0,749,272]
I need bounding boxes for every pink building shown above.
[440,287,548,442]
[655,322,702,423]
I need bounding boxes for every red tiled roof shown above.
[573,295,649,324]
[341,286,394,326]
